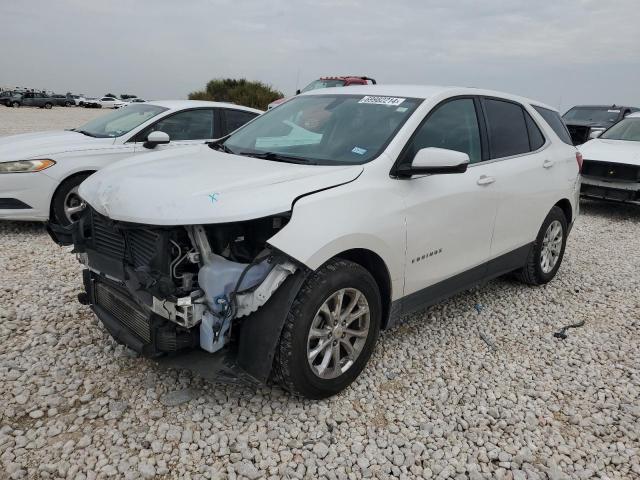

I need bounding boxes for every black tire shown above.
[44,102,53,109]
[51,173,91,226]
[65,101,72,107]
[11,101,20,108]
[515,206,568,286]
[273,258,381,399]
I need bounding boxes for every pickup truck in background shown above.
[268,76,377,109]
[563,105,640,145]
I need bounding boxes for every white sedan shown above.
[579,112,640,204]
[98,96,128,109]
[0,100,262,224]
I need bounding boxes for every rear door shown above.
[22,93,34,106]
[480,97,559,268]
[220,108,259,136]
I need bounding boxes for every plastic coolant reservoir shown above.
[197,253,271,315]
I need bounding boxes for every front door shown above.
[131,108,217,152]
[400,97,499,301]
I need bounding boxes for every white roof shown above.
[303,84,558,112]
[146,99,263,114]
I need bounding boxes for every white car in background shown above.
[0,100,262,224]
[51,85,581,398]
[579,112,640,204]
[98,96,128,109]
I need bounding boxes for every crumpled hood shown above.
[579,139,640,166]
[0,131,114,161]
[80,144,363,225]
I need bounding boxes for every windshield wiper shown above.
[237,151,316,165]
[208,141,235,154]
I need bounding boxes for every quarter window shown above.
[533,106,573,145]
[524,111,545,151]
[142,109,214,141]
[404,98,482,164]
[483,99,530,159]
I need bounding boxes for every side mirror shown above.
[295,89,301,95]
[588,130,603,140]
[143,131,170,149]
[396,147,470,177]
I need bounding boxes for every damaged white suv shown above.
[50,85,581,398]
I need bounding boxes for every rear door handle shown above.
[543,159,555,169]
[477,175,495,186]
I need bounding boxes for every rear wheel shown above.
[51,174,91,225]
[515,206,568,285]
[11,101,19,108]
[65,101,72,107]
[273,259,381,399]
[44,102,53,109]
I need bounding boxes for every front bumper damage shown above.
[48,210,308,385]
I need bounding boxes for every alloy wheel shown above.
[307,288,370,380]
[63,186,86,223]
[540,220,563,273]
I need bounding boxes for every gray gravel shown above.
[1,108,639,479]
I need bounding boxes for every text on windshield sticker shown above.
[359,96,406,106]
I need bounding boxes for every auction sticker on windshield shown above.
[359,96,406,106]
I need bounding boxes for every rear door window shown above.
[223,109,259,135]
[533,106,573,145]
[483,98,530,159]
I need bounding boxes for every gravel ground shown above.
[1,109,639,479]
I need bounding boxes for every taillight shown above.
[575,152,583,172]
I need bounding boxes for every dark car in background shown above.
[0,91,19,107]
[8,92,55,108]
[51,94,75,107]
[563,105,640,145]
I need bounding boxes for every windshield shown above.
[223,94,422,165]
[75,104,167,138]
[563,107,621,124]
[301,79,346,93]
[600,118,640,141]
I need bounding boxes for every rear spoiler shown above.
[360,77,377,85]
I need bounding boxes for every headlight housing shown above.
[0,159,56,173]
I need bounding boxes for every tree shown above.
[189,78,283,110]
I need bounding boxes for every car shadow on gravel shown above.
[0,220,46,235]
[580,198,640,221]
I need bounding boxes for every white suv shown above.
[50,85,581,398]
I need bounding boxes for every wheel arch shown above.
[554,198,573,225]
[333,248,393,329]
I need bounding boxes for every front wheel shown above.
[273,259,381,399]
[11,101,20,108]
[51,174,91,225]
[44,102,53,109]
[515,206,568,285]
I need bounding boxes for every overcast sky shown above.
[2,0,639,111]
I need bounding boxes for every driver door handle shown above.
[477,175,495,186]
[543,159,555,169]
